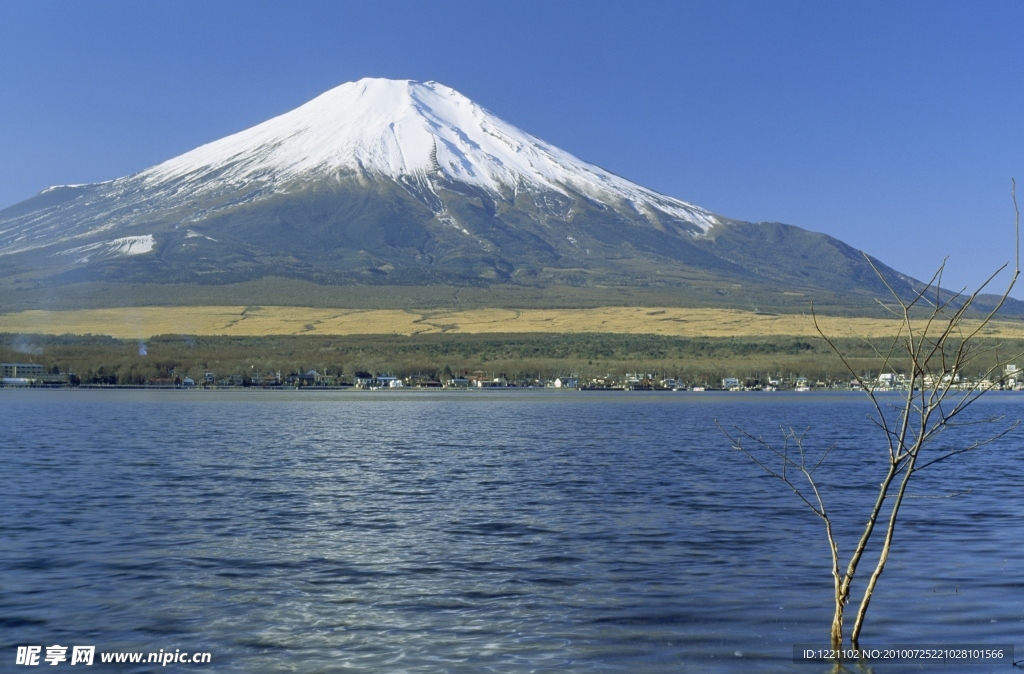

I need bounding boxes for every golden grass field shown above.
[3,305,1024,340]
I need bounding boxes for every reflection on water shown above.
[1,390,1021,672]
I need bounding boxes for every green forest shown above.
[4,331,1021,387]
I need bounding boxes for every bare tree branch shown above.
[723,180,1021,653]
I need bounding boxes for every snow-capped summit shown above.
[1,77,925,312]
[0,78,721,261]
[141,78,717,230]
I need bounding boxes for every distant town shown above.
[3,361,1021,392]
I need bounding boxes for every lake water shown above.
[2,390,1021,672]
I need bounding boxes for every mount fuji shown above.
[0,78,923,312]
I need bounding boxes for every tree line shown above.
[3,332,1020,387]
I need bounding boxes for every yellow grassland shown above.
[2,305,1024,340]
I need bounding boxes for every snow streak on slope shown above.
[142,78,718,230]
[54,235,154,264]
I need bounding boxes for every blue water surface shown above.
[1,390,1021,672]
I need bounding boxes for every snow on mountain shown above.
[54,234,154,264]
[140,78,718,229]
[1,78,719,262]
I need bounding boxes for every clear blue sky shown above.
[2,1,1022,295]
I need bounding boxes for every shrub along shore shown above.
[3,332,1020,389]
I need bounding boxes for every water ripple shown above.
[1,390,1021,672]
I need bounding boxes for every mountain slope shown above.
[0,77,953,314]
